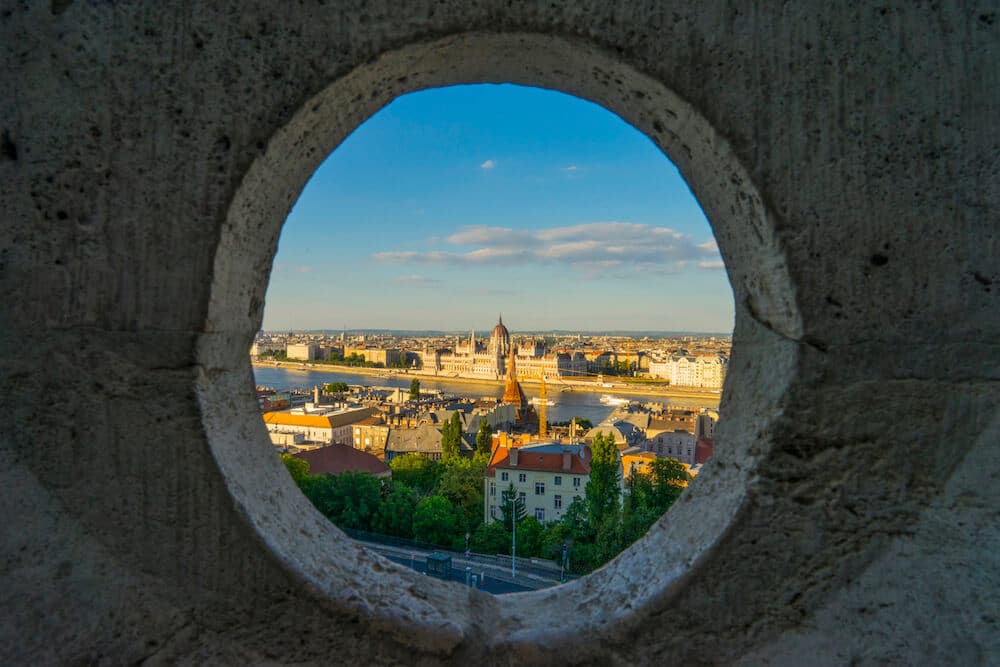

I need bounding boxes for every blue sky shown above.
[264,84,734,333]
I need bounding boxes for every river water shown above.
[253,366,713,426]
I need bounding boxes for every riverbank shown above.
[252,360,721,406]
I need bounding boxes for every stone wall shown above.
[1,3,997,664]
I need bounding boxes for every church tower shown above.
[501,343,528,418]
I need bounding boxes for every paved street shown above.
[356,539,566,594]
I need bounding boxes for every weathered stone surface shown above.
[1,3,997,664]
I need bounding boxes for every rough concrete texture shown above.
[1,2,997,665]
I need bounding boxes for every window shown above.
[535,508,545,522]
[554,494,562,509]
[490,483,496,497]
[500,471,508,481]
[518,473,526,483]
[554,475,562,486]
[573,477,581,488]
[519,492,526,502]
[535,482,545,495]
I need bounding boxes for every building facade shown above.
[351,417,390,457]
[484,443,595,525]
[648,353,728,389]
[423,315,587,380]
[342,346,402,367]
[262,406,376,446]
[285,343,321,361]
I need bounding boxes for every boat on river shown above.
[599,395,629,406]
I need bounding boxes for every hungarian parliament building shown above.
[419,315,588,380]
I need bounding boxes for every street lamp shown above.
[511,495,524,579]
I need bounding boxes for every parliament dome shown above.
[491,314,509,339]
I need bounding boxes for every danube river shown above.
[253,366,713,426]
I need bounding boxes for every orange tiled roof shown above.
[263,412,336,428]
[264,408,375,429]
[486,445,590,477]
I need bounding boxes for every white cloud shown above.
[479,159,496,170]
[445,226,533,247]
[373,222,723,278]
[561,165,580,172]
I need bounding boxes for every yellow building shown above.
[621,450,695,484]
[262,406,376,446]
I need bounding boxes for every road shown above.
[355,538,569,595]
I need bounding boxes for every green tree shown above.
[540,522,573,564]
[560,495,593,543]
[437,456,487,532]
[324,381,349,393]
[585,432,621,529]
[592,512,624,567]
[280,454,311,485]
[309,472,382,530]
[440,412,463,460]
[475,419,493,456]
[373,483,417,538]
[499,482,526,529]
[647,457,691,514]
[619,470,657,545]
[389,453,441,494]
[515,516,545,558]
[471,520,511,555]
[412,495,460,546]
[408,378,420,401]
[571,417,593,431]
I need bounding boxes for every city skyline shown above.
[264,84,734,333]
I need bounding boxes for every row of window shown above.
[487,487,580,510]
[498,471,582,488]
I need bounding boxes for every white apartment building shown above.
[648,353,728,389]
[286,343,321,361]
[484,443,600,525]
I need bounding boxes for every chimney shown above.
[509,447,518,467]
[562,450,572,471]
[313,385,320,404]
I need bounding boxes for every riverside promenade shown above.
[252,359,722,405]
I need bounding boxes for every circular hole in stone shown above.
[196,32,798,653]
[255,82,733,588]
